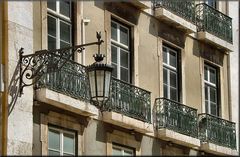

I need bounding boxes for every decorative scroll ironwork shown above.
[196,3,232,43]
[198,113,236,149]
[19,39,103,95]
[153,0,196,23]
[35,60,90,102]
[107,78,151,123]
[153,98,198,138]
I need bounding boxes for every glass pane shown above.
[112,147,122,155]
[60,21,71,43]
[111,22,117,41]
[111,45,117,63]
[63,133,74,154]
[210,87,216,102]
[121,67,129,82]
[163,48,167,64]
[60,1,71,17]
[205,101,209,113]
[169,50,177,68]
[48,36,56,50]
[124,150,133,156]
[205,86,208,100]
[210,68,216,84]
[63,153,74,156]
[163,68,168,84]
[170,71,177,88]
[112,63,118,78]
[96,70,104,97]
[60,41,70,48]
[47,16,56,37]
[164,84,168,98]
[48,150,60,156]
[47,1,56,11]
[120,49,129,68]
[48,129,60,150]
[204,66,208,81]
[120,26,129,46]
[170,87,177,101]
[210,103,217,116]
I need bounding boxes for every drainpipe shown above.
[1,1,8,155]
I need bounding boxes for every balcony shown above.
[103,78,153,134]
[128,0,151,9]
[198,113,237,155]
[153,98,200,148]
[35,61,98,116]
[153,0,196,33]
[196,3,233,51]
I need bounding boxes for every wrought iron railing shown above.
[35,60,91,102]
[153,98,198,138]
[153,0,196,23]
[108,78,151,123]
[196,3,232,43]
[198,113,236,149]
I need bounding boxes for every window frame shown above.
[111,19,131,83]
[162,44,180,102]
[204,63,220,116]
[112,143,135,156]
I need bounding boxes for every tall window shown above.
[48,127,76,156]
[47,1,72,50]
[112,144,134,156]
[111,20,130,83]
[204,64,219,116]
[163,45,179,102]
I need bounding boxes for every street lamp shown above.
[18,32,113,111]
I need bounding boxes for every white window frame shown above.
[163,45,179,101]
[112,143,134,156]
[48,126,76,156]
[47,1,72,50]
[204,64,218,116]
[111,20,130,83]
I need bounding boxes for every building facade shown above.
[0,0,239,156]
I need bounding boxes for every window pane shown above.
[210,68,216,84]
[112,63,118,78]
[210,103,217,116]
[163,68,167,84]
[210,87,216,102]
[63,153,74,156]
[48,16,56,37]
[48,129,60,150]
[164,84,168,98]
[111,45,117,63]
[48,150,60,156]
[170,71,177,88]
[204,66,208,81]
[60,21,71,43]
[163,49,167,64]
[170,87,177,101]
[121,67,129,82]
[47,1,56,11]
[205,86,208,100]
[63,133,74,154]
[60,1,71,17]
[169,50,177,68]
[120,49,129,68]
[48,36,56,50]
[205,101,209,113]
[120,26,129,46]
[60,41,70,48]
[124,150,133,156]
[112,147,122,155]
[111,22,117,41]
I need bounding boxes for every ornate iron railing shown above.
[108,78,151,123]
[196,3,232,43]
[35,60,90,102]
[153,98,198,138]
[198,113,236,149]
[153,0,196,23]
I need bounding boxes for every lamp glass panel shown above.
[96,70,104,97]
[88,71,96,98]
[104,71,111,97]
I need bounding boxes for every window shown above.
[163,45,179,102]
[112,144,134,156]
[47,1,72,50]
[48,127,76,156]
[204,64,219,116]
[205,0,217,8]
[111,20,131,83]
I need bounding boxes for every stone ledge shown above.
[197,31,234,52]
[35,88,98,116]
[154,7,197,33]
[129,0,151,9]
[102,111,153,134]
[201,142,238,156]
[157,128,200,148]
